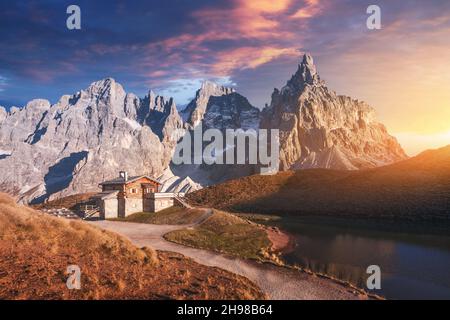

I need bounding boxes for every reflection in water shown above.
[269,218,450,299]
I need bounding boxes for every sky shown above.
[1,0,450,155]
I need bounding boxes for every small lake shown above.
[265,217,450,300]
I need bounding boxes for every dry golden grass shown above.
[187,145,450,224]
[0,193,265,300]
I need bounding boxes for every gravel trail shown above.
[90,215,362,300]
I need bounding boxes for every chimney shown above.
[119,171,128,182]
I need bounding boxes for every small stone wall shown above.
[122,197,144,217]
[154,197,174,212]
[100,198,118,219]
[144,193,175,212]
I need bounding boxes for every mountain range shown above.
[0,54,406,203]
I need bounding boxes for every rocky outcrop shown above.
[141,91,184,143]
[0,99,51,144]
[140,91,185,168]
[201,93,260,130]
[182,81,236,129]
[260,54,407,170]
[174,81,261,188]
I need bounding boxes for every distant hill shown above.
[0,193,264,299]
[188,146,450,223]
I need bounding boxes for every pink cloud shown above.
[291,0,323,19]
[192,0,294,40]
[211,47,300,76]
[22,61,79,83]
[137,0,314,83]
[73,1,325,87]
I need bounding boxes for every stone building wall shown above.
[122,197,144,216]
[99,198,118,219]
[154,197,174,212]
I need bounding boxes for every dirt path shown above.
[90,216,363,300]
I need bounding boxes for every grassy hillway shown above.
[0,193,265,300]
[187,146,450,226]
[164,209,273,260]
[29,191,290,262]
[113,207,284,261]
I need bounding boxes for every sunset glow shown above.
[1,0,449,154]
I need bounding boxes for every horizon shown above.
[1,0,450,155]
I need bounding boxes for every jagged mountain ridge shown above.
[260,54,407,170]
[0,54,407,203]
[172,81,261,187]
[181,81,236,129]
[0,79,171,202]
[0,78,259,203]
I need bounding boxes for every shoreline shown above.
[91,219,366,300]
[258,214,450,300]
[264,225,297,254]
[262,225,383,300]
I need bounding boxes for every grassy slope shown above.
[32,192,98,211]
[110,206,205,225]
[0,193,265,300]
[165,210,272,260]
[187,146,450,222]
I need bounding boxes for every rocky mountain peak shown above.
[166,98,178,114]
[182,81,236,128]
[24,99,51,111]
[88,77,116,90]
[261,53,407,171]
[283,53,323,94]
[148,89,156,99]
[301,53,317,76]
[83,78,126,104]
[141,90,168,113]
[200,80,235,95]
[140,90,183,143]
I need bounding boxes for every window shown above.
[129,188,137,194]
[145,188,154,193]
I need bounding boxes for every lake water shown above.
[266,217,450,300]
